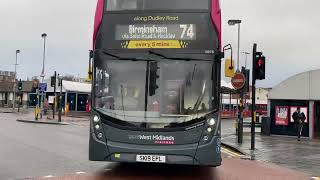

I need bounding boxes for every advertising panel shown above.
[275,106,289,125]
[290,106,308,123]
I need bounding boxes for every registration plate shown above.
[136,155,166,163]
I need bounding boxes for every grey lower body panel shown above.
[89,133,222,166]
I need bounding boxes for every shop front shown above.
[270,100,309,137]
[268,69,320,139]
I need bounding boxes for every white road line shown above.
[43,175,55,178]
[76,171,86,174]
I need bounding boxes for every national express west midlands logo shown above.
[129,134,175,145]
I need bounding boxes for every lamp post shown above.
[228,19,242,72]
[40,33,47,119]
[13,50,21,112]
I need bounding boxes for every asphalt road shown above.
[0,112,309,180]
[0,112,104,179]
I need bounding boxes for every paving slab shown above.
[222,133,320,177]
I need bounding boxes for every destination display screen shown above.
[97,13,219,50]
[115,24,196,40]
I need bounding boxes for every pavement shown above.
[0,109,315,180]
[10,108,90,126]
[221,118,320,177]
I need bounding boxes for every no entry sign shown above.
[231,72,246,90]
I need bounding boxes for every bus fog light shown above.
[95,124,100,130]
[207,127,213,133]
[93,115,100,123]
[208,118,216,126]
[203,136,209,141]
[97,133,103,139]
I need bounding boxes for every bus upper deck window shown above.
[107,0,139,11]
[106,0,209,11]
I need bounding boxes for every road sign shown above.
[231,72,246,90]
[39,83,47,92]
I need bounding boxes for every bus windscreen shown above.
[106,0,209,11]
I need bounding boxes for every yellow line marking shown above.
[310,177,320,180]
[221,147,243,157]
[222,147,242,156]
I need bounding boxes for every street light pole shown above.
[228,19,244,143]
[237,23,241,71]
[40,33,47,119]
[13,50,20,112]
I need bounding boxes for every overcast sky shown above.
[1,0,319,87]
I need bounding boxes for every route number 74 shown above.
[180,24,195,39]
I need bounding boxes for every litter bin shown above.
[261,116,271,136]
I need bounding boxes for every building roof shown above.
[0,82,13,92]
[46,79,91,93]
[269,69,320,100]
[62,80,91,93]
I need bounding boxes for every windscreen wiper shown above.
[148,50,201,61]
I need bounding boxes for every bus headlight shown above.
[95,124,100,130]
[207,127,213,133]
[93,115,100,123]
[208,118,216,126]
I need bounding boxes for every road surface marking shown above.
[76,171,86,174]
[311,177,320,180]
[221,147,243,157]
[43,175,55,178]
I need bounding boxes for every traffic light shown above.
[255,55,266,80]
[149,62,159,96]
[88,50,93,81]
[18,79,22,91]
[51,75,56,87]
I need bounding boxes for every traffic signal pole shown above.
[53,71,57,120]
[251,44,257,150]
[58,75,62,122]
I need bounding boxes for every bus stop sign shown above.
[231,72,246,90]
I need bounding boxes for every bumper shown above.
[89,132,222,166]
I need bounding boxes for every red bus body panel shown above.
[210,0,221,49]
[93,0,104,48]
